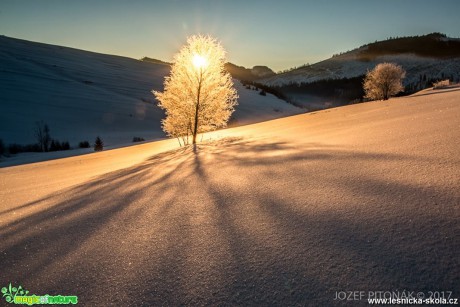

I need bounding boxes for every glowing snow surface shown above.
[0,87,459,305]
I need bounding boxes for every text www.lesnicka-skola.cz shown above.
[368,297,458,305]
[334,290,458,305]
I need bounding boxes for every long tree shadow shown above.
[190,140,459,305]
[0,137,458,306]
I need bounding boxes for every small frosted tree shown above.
[153,35,238,145]
[364,62,406,101]
[35,121,51,152]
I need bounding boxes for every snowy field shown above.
[1,87,458,305]
[0,35,302,147]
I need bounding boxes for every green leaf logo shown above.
[2,283,29,304]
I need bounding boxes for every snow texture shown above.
[1,87,459,305]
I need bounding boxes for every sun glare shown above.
[192,54,208,69]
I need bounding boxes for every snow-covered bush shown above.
[433,79,450,89]
[79,141,90,148]
[132,137,145,142]
[7,143,41,154]
[94,136,104,151]
[49,140,70,151]
[364,63,406,100]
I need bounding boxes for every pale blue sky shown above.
[1,0,459,71]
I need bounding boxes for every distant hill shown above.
[224,63,275,81]
[260,33,460,109]
[139,58,275,81]
[251,65,276,78]
[358,33,460,61]
[140,57,171,66]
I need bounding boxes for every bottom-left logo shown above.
[2,283,78,305]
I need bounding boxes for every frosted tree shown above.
[364,62,406,100]
[35,121,51,152]
[153,35,238,145]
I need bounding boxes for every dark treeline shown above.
[276,76,366,104]
[359,33,460,61]
[239,80,303,107]
[281,76,365,99]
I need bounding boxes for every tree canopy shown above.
[153,35,238,145]
[364,63,406,101]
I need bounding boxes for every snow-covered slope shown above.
[261,47,460,87]
[0,36,301,146]
[261,34,460,87]
[1,88,458,305]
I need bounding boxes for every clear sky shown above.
[1,0,459,71]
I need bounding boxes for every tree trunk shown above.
[192,69,203,145]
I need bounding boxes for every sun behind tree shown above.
[153,35,238,146]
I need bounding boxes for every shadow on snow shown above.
[0,137,458,305]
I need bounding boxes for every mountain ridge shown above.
[257,33,460,109]
[261,33,460,87]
